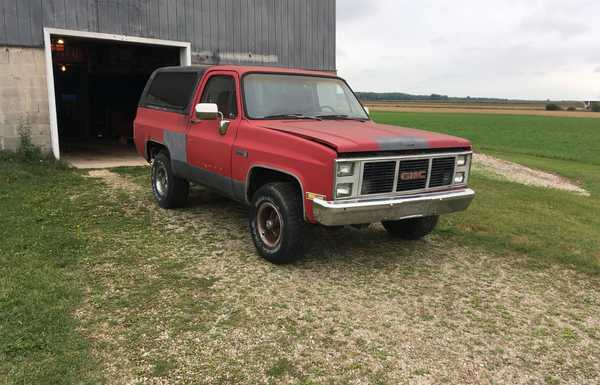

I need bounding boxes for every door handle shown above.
[235,149,248,158]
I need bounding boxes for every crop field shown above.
[2,112,600,384]
[366,101,600,118]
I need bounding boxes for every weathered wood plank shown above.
[306,0,314,69]
[16,0,33,45]
[29,0,44,44]
[0,0,7,44]
[64,0,77,30]
[95,0,109,33]
[3,0,19,44]
[279,0,288,66]
[157,0,168,38]
[329,0,336,70]
[166,0,176,40]
[147,0,160,38]
[129,0,142,36]
[51,0,66,28]
[86,0,97,32]
[184,0,193,43]
[238,0,248,56]
[192,0,202,52]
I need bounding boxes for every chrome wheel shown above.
[256,201,283,249]
[153,160,169,198]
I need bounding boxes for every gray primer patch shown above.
[164,131,187,163]
[377,137,429,151]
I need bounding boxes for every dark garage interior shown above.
[51,36,180,166]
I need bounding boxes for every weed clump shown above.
[16,122,44,161]
[545,103,562,111]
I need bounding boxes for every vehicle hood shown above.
[257,120,471,153]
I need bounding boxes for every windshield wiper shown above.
[262,113,322,120]
[316,114,368,121]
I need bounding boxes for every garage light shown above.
[60,65,67,72]
[57,38,64,45]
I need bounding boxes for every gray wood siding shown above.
[0,0,335,71]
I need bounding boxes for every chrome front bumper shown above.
[312,188,475,226]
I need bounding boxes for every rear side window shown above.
[141,72,198,113]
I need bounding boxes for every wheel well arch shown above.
[146,141,168,161]
[246,166,306,218]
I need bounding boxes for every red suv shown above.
[134,65,474,264]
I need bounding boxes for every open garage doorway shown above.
[43,28,191,167]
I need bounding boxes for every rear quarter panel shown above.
[134,107,189,160]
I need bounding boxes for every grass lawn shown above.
[372,111,600,274]
[0,156,100,384]
[2,112,600,384]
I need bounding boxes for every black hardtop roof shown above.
[153,65,212,74]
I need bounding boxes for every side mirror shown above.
[194,103,231,135]
[195,103,221,120]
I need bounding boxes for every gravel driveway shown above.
[78,169,600,385]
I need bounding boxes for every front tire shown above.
[151,151,189,209]
[249,183,306,264]
[382,216,439,240]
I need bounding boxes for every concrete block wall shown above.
[0,47,51,152]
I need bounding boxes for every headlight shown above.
[337,162,355,177]
[457,155,467,167]
[454,172,465,184]
[336,183,353,198]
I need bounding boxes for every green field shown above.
[372,111,600,166]
[372,111,600,273]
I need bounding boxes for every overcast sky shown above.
[336,0,600,100]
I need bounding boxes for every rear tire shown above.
[151,151,189,209]
[382,216,439,240]
[249,183,306,264]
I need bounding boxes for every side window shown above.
[200,76,238,119]
[143,72,198,113]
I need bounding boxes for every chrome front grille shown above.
[358,153,465,196]
[429,157,456,187]
[361,161,396,195]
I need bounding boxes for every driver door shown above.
[186,71,241,196]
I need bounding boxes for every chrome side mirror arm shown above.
[218,113,230,136]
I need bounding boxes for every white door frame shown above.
[43,27,192,159]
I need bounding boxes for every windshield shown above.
[243,74,369,120]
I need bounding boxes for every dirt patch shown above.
[86,169,143,194]
[472,153,590,196]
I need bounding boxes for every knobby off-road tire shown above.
[249,183,306,264]
[382,216,439,240]
[151,151,189,209]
